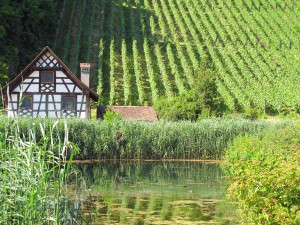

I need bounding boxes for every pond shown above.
[66,161,239,224]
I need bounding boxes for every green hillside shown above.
[54,0,300,112]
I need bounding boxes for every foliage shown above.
[0,62,8,87]
[52,0,300,113]
[154,92,201,121]
[0,120,76,224]
[103,109,123,123]
[154,66,227,121]
[0,118,290,160]
[0,62,8,110]
[0,0,58,75]
[222,126,300,224]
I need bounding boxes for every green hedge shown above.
[0,117,290,160]
[222,126,300,224]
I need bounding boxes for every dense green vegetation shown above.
[0,117,290,160]
[0,119,76,224]
[54,0,300,114]
[0,1,60,76]
[1,0,299,117]
[154,67,227,120]
[223,126,300,224]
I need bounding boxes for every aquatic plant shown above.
[0,119,76,224]
[0,118,290,160]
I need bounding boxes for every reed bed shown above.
[0,118,291,160]
[0,118,76,224]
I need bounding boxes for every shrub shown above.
[154,68,227,121]
[222,126,300,224]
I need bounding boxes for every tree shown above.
[0,0,59,77]
[154,60,227,120]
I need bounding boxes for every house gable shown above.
[4,46,98,101]
[3,46,98,118]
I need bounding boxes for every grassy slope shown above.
[54,0,300,110]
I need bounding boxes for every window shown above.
[41,71,54,83]
[20,96,32,109]
[62,97,75,110]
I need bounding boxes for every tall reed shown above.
[0,118,76,224]
[1,118,291,160]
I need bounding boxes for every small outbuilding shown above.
[97,106,158,122]
[2,46,98,118]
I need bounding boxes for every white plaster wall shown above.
[10,94,18,102]
[38,103,46,111]
[56,84,66,92]
[34,95,46,102]
[55,103,61,110]
[48,103,55,110]
[78,112,86,118]
[14,84,28,92]
[54,95,61,101]
[38,111,46,118]
[28,71,39,78]
[26,84,39,92]
[56,71,67,78]
[64,79,72,83]
[48,111,57,117]
[77,104,86,110]
[33,103,40,110]
[13,72,39,92]
[74,87,82,93]
[77,95,86,102]
[68,84,75,91]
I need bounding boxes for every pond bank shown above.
[70,159,223,164]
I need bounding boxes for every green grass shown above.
[0,119,76,224]
[0,117,292,160]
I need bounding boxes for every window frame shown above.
[62,96,76,110]
[19,95,33,109]
[40,71,55,84]
[39,70,56,93]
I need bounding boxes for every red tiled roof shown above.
[101,106,158,122]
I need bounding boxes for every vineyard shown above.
[54,0,300,111]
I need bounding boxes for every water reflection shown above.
[65,161,238,224]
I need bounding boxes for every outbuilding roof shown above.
[98,106,158,122]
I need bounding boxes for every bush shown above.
[153,91,201,121]
[222,126,300,224]
[154,68,227,121]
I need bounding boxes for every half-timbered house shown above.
[2,46,98,118]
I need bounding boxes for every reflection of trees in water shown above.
[67,190,235,224]
[64,162,238,224]
[72,161,223,187]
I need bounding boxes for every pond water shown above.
[66,161,239,224]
